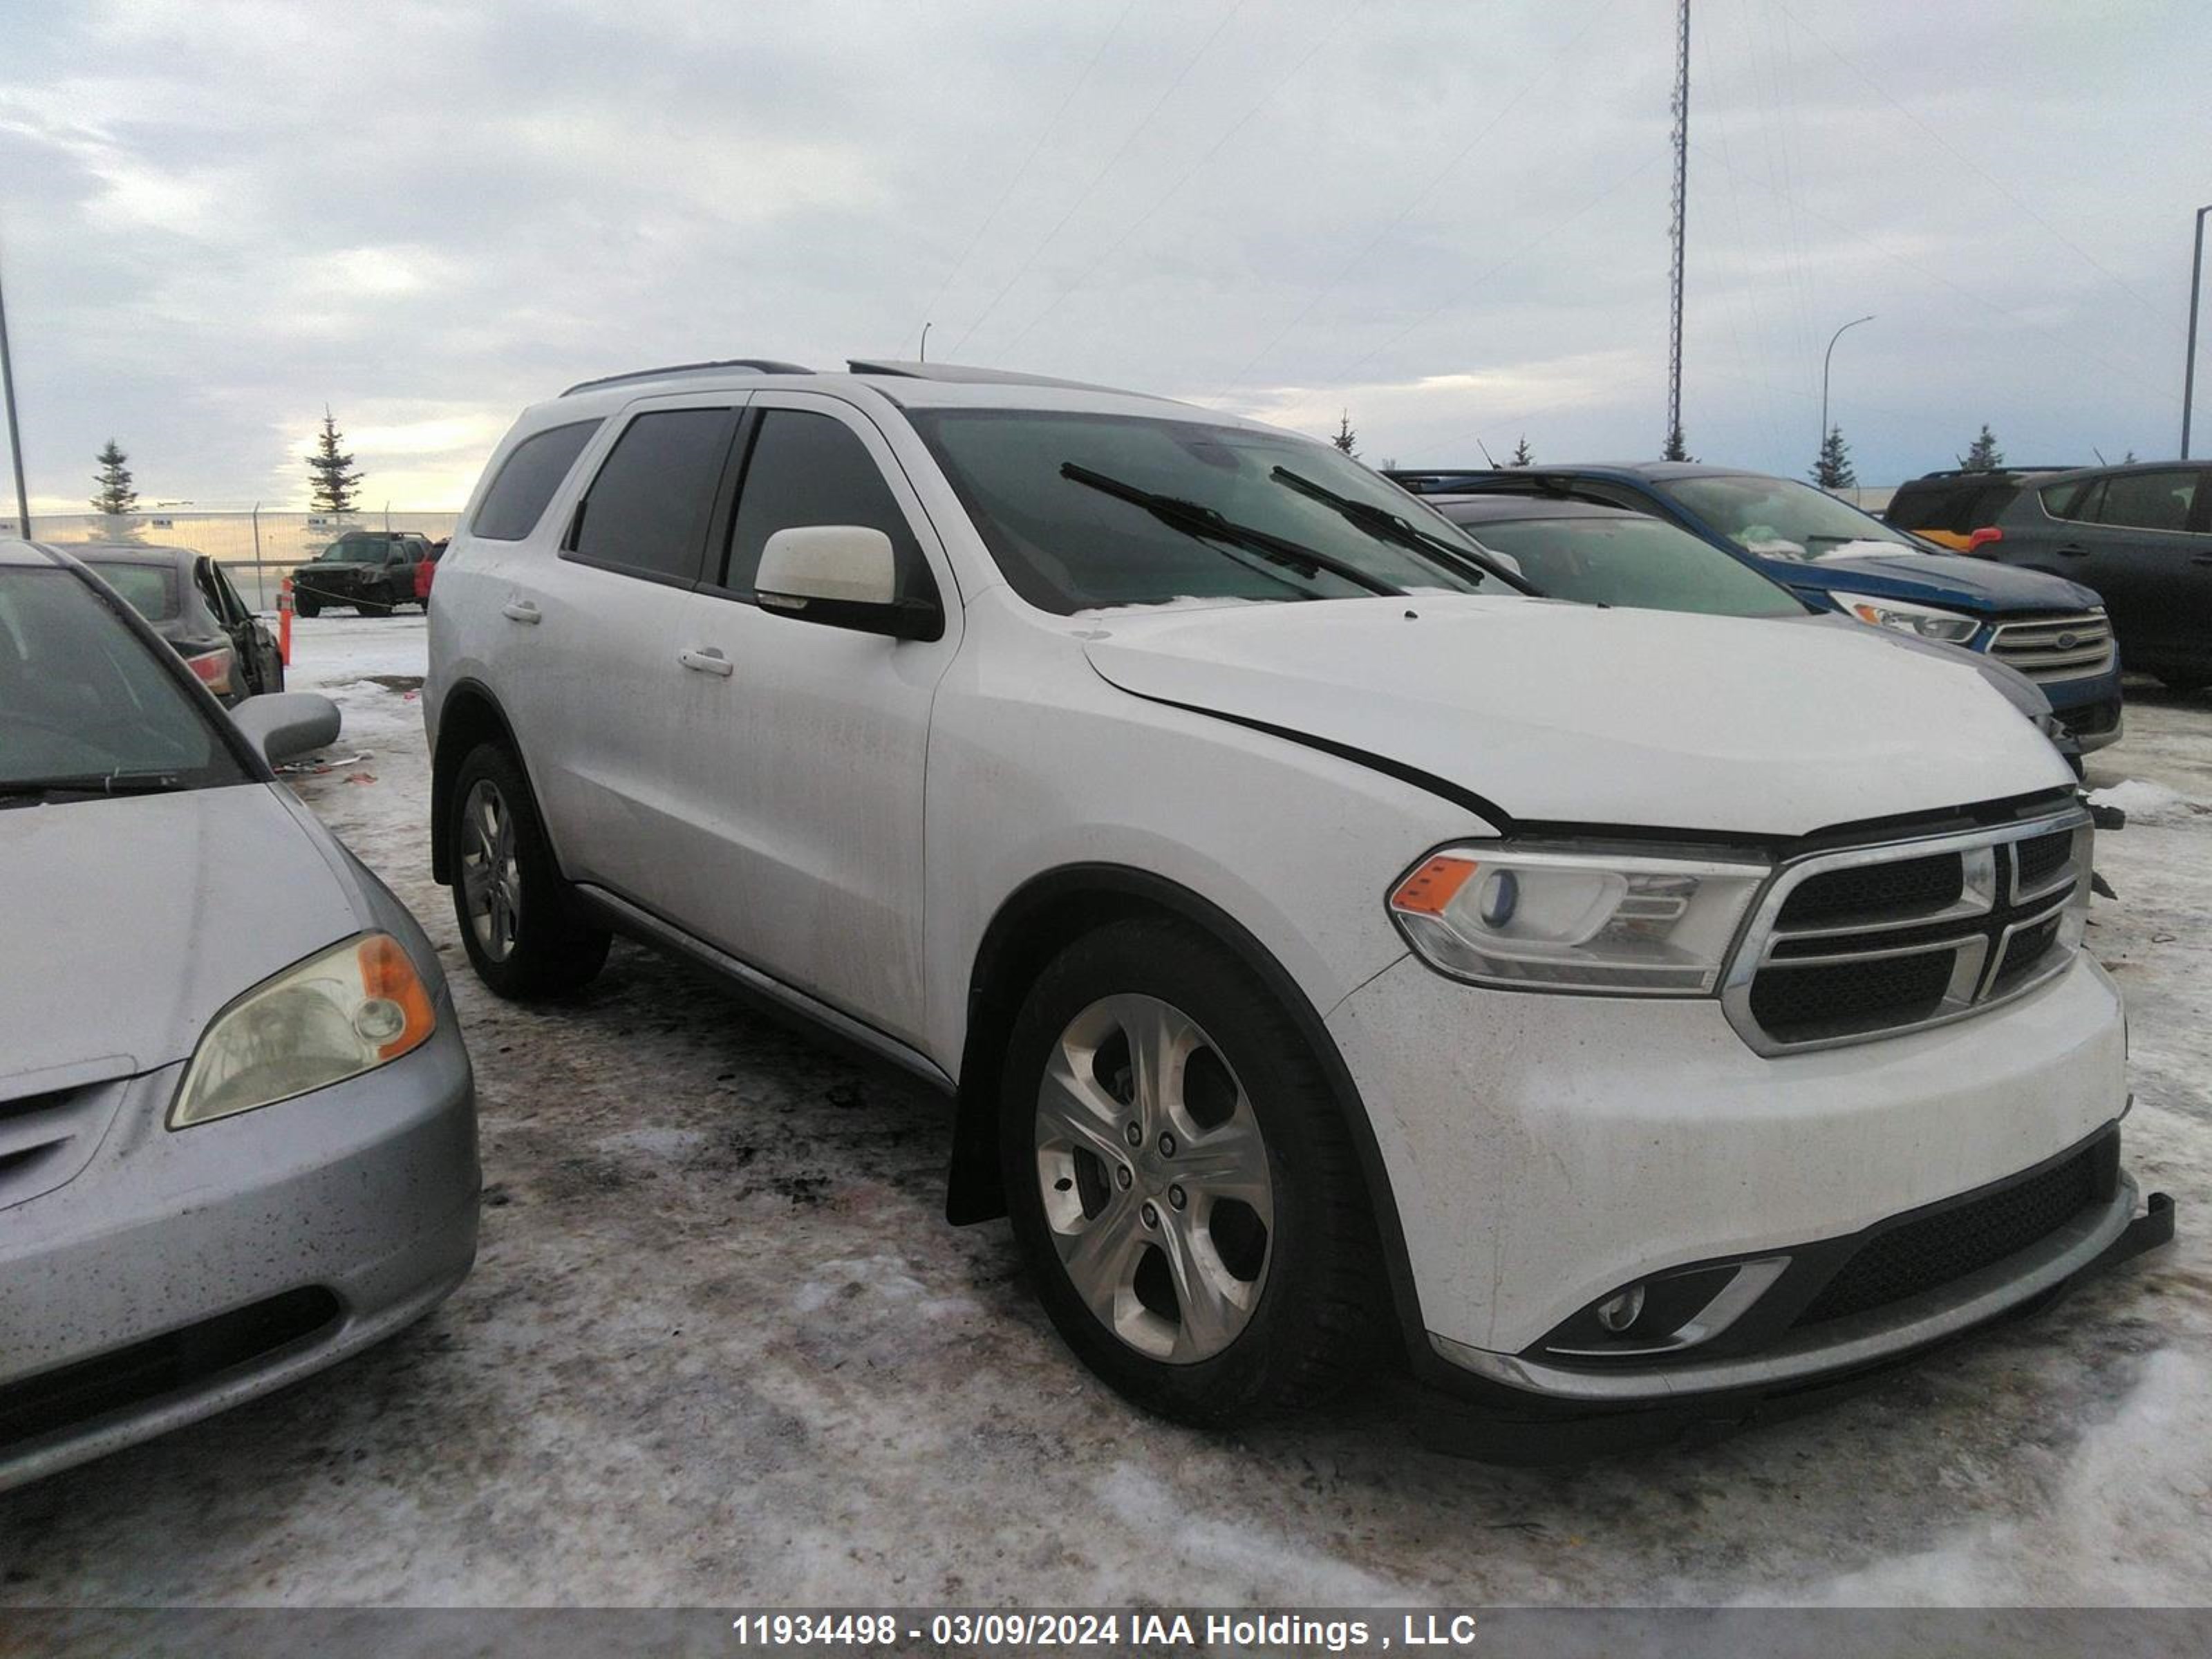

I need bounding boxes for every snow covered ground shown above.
[3,613,2208,1609]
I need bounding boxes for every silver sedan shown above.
[0,540,478,1490]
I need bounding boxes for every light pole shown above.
[2183,204,2211,460]
[0,238,29,539]
[1819,315,1875,474]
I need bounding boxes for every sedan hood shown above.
[0,784,366,1085]
[1788,547,2100,612]
[1081,597,2074,838]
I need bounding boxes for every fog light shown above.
[1596,1284,1647,1333]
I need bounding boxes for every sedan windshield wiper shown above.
[1268,466,1534,593]
[0,771,187,803]
[1059,462,1403,599]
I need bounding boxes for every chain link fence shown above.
[8,509,464,610]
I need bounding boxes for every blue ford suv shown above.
[1389,463,2124,751]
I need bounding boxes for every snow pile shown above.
[2089,779,2206,825]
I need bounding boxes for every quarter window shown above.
[721,410,930,600]
[568,409,738,584]
[473,419,603,542]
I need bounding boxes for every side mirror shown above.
[229,691,341,764]
[756,525,942,641]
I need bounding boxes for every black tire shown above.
[294,592,322,619]
[999,916,1384,1426]
[2155,672,2209,695]
[447,741,610,998]
[356,596,393,617]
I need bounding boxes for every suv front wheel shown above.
[1000,917,1382,1425]
[447,742,611,997]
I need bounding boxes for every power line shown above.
[947,0,1251,360]
[1213,0,1622,403]
[1000,0,1369,358]
[1772,0,2184,342]
[906,0,1141,354]
[1326,150,1667,391]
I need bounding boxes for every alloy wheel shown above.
[459,778,522,962]
[1033,994,1274,1364]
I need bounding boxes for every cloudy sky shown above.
[1,0,2206,513]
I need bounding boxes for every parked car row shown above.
[1387,462,2127,750]
[1,358,2177,1488]
[1886,461,2211,694]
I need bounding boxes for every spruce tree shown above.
[1959,424,2004,471]
[91,440,138,516]
[1508,435,1534,467]
[1810,425,1857,490]
[1662,423,1690,462]
[1330,411,1358,456]
[307,408,365,514]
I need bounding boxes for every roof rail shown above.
[845,359,1142,395]
[559,359,814,397]
[1906,465,2082,480]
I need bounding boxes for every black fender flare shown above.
[946,861,1432,1365]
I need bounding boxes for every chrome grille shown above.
[1723,811,2092,1055]
[1987,611,2115,682]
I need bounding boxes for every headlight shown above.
[170,934,437,1128]
[1829,591,1980,644]
[1388,845,1770,994]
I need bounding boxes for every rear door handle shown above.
[2192,554,2212,567]
[677,646,734,677]
[502,599,542,624]
[2054,545,2090,558]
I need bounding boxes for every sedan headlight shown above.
[1829,591,1980,644]
[171,934,436,1128]
[1388,845,1770,994]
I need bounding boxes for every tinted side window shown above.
[2041,479,2100,521]
[474,419,603,541]
[721,410,932,599]
[2093,470,2197,533]
[569,409,738,584]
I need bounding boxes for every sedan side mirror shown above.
[229,691,342,764]
[756,525,943,641]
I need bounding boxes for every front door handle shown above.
[2054,545,2090,558]
[2193,554,2212,567]
[677,646,734,677]
[502,599,542,624]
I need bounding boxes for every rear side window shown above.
[2092,470,2197,532]
[474,419,603,541]
[720,410,931,600]
[568,409,738,584]
[83,561,179,621]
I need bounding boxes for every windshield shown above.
[1449,513,1807,618]
[315,536,384,561]
[906,409,1506,613]
[80,559,181,621]
[1660,475,1920,563]
[0,566,249,793]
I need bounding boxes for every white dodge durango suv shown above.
[425,359,2171,1439]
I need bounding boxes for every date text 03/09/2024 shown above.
[727,1612,1483,1650]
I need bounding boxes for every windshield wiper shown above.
[0,771,187,803]
[1268,466,1533,593]
[1059,462,1403,599]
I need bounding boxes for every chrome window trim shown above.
[1721,808,2092,1057]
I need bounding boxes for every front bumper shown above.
[1328,948,2154,1401]
[0,1012,478,1492]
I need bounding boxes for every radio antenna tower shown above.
[1664,0,1690,457]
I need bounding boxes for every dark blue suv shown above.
[1389,463,2124,751]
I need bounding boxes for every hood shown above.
[0,784,368,1085]
[1778,547,2100,613]
[1080,597,2075,838]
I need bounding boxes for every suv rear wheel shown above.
[448,742,610,997]
[1000,917,1382,1425]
